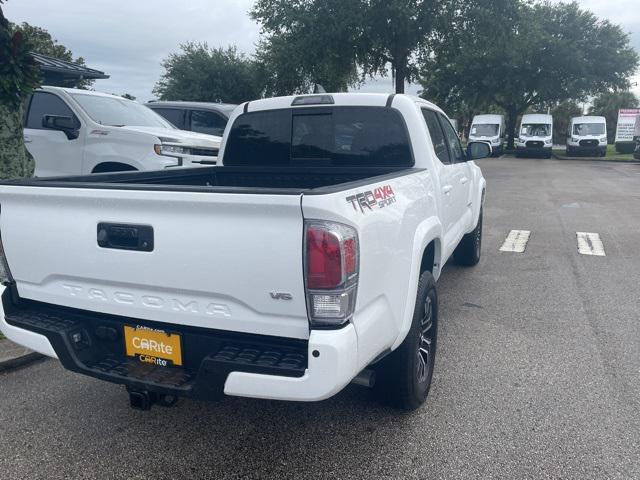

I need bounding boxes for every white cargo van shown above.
[516,114,553,158]
[468,114,505,155]
[566,116,607,157]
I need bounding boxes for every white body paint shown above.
[0,93,487,402]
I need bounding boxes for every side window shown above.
[422,109,450,164]
[25,92,77,130]
[190,110,227,136]
[152,108,185,129]
[438,113,466,163]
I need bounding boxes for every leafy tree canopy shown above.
[154,43,263,104]
[420,0,639,148]
[252,0,438,94]
[0,2,37,179]
[8,21,93,88]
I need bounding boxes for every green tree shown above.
[251,0,438,94]
[589,91,639,143]
[154,43,263,103]
[420,0,639,148]
[551,101,583,144]
[0,2,39,180]
[252,0,360,94]
[8,21,93,88]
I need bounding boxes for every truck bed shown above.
[3,166,418,194]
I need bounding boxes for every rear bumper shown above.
[0,286,358,402]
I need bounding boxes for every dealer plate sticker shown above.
[124,325,183,367]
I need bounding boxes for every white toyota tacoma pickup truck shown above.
[0,93,488,411]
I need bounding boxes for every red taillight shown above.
[344,237,356,275]
[304,221,359,325]
[306,227,342,289]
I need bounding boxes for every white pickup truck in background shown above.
[23,87,221,176]
[0,93,488,411]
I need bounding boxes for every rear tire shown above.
[454,208,482,266]
[373,271,438,411]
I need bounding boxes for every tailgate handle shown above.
[97,223,154,252]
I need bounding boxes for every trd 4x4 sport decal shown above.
[346,185,396,213]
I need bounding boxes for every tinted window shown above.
[26,92,77,130]
[225,110,291,165]
[152,108,186,129]
[225,107,413,167]
[292,113,333,161]
[191,110,227,136]
[422,109,450,164]
[438,113,465,163]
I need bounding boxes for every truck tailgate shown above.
[0,186,309,339]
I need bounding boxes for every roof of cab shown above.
[521,113,553,123]
[570,116,606,124]
[472,114,504,124]
[40,86,124,99]
[145,100,237,113]
[243,93,446,115]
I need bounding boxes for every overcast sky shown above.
[4,0,640,103]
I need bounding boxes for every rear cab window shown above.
[224,106,413,167]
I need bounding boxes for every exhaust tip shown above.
[128,390,155,411]
[351,369,376,388]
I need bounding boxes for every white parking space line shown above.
[576,232,606,256]
[499,230,531,253]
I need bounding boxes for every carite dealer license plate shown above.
[124,325,183,367]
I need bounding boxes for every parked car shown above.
[515,114,553,158]
[146,101,237,137]
[468,114,505,156]
[565,116,607,157]
[0,93,489,411]
[23,87,222,176]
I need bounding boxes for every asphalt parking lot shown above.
[1,156,639,480]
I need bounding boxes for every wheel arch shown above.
[91,162,138,173]
[391,217,443,351]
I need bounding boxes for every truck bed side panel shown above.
[301,169,437,370]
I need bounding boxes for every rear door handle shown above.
[460,177,468,184]
[442,185,453,194]
[24,136,32,144]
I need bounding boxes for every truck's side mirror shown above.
[466,141,491,160]
[42,115,79,140]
